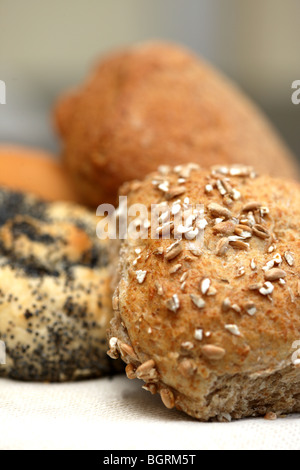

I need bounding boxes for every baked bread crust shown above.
[108,163,300,421]
[55,41,298,206]
[0,188,116,381]
[0,145,81,203]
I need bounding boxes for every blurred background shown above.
[0,0,299,158]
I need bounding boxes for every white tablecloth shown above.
[0,375,299,450]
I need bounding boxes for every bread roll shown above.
[108,163,300,421]
[0,187,116,381]
[0,145,81,203]
[55,41,298,206]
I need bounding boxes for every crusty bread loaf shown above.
[0,145,81,203]
[55,41,298,206]
[108,163,300,421]
[0,187,117,381]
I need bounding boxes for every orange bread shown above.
[0,145,81,203]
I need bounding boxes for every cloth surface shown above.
[0,375,299,450]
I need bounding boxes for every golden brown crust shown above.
[55,41,298,206]
[0,187,118,381]
[0,145,82,203]
[108,163,300,421]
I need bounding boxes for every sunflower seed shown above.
[169,264,182,274]
[187,242,202,257]
[253,224,270,239]
[222,298,231,312]
[180,272,188,283]
[229,165,253,177]
[265,268,287,282]
[213,220,236,235]
[225,324,241,336]
[207,286,217,296]
[136,359,158,381]
[250,259,257,270]
[125,364,136,380]
[232,304,242,313]
[166,294,180,312]
[166,186,187,200]
[158,182,169,193]
[216,237,230,257]
[160,388,175,409]
[208,203,232,220]
[243,202,262,212]
[264,412,277,421]
[165,241,182,261]
[201,278,211,295]
[201,345,226,360]
[234,225,252,239]
[284,251,295,267]
[245,303,257,316]
[119,342,138,360]
[155,281,164,296]
[259,282,274,296]
[190,294,206,309]
[194,329,204,341]
[229,240,249,250]
[136,270,147,284]
[216,179,227,196]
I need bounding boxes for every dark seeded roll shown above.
[108,163,300,421]
[0,187,118,382]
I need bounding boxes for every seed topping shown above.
[208,203,232,220]
[166,294,180,313]
[190,294,206,309]
[160,388,175,409]
[165,241,182,261]
[264,268,287,282]
[225,324,241,336]
[284,251,295,267]
[201,345,226,360]
[136,270,147,284]
[194,329,204,341]
[259,282,274,296]
[200,278,211,295]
